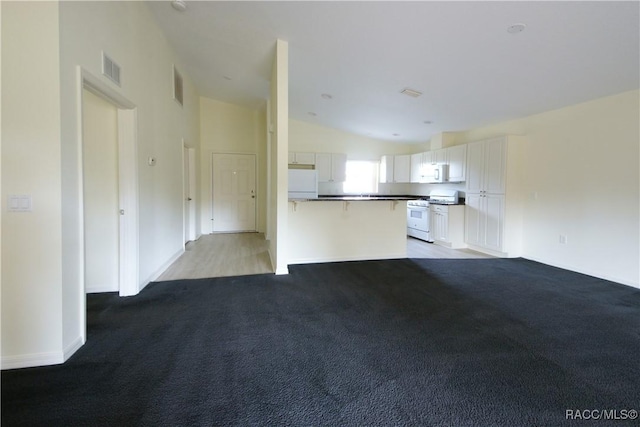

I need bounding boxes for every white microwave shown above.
[430,164,449,183]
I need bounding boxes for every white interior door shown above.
[212,153,256,232]
[183,145,196,242]
[82,89,120,293]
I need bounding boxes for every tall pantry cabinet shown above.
[465,135,525,257]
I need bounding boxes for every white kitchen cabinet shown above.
[430,204,465,248]
[394,154,411,183]
[316,153,347,182]
[380,154,411,183]
[465,193,503,252]
[410,153,425,183]
[432,148,447,166]
[446,144,467,182]
[288,152,316,165]
[464,135,525,257]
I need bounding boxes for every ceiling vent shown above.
[400,88,422,98]
[102,52,121,86]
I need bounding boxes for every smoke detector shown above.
[507,23,526,34]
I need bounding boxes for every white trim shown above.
[287,253,407,266]
[63,336,84,362]
[275,265,289,275]
[465,243,509,258]
[79,67,139,299]
[2,351,64,370]
[141,247,185,286]
[523,255,639,289]
[86,285,119,294]
[82,68,134,109]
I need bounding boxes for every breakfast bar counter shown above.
[287,198,408,265]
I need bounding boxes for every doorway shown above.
[183,145,197,243]
[82,89,119,293]
[211,153,257,232]
[80,70,139,300]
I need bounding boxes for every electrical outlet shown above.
[559,234,568,244]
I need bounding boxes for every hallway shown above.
[156,233,273,281]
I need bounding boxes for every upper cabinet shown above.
[288,152,316,165]
[380,154,411,183]
[316,153,347,182]
[409,145,467,183]
[410,153,426,183]
[446,144,467,183]
[466,138,506,194]
[394,155,411,183]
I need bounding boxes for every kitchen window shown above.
[342,160,379,194]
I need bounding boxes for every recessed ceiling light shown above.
[321,93,332,100]
[507,23,526,34]
[171,0,187,12]
[400,88,422,98]
[308,112,317,117]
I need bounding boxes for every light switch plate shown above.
[8,195,32,212]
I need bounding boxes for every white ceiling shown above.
[147,1,639,144]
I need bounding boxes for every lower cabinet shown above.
[430,204,465,248]
[465,193,504,253]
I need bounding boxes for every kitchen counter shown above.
[289,195,418,202]
[288,199,407,264]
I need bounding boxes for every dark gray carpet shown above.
[2,258,639,426]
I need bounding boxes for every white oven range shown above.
[407,199,431,242]
[407,190,459,242]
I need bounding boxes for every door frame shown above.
[211,152,257,233]
[183,143,197,243]
[78,68,139,316]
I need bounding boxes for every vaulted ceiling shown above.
[147,1,639,144]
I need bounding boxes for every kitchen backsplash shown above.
[318,181,465,197]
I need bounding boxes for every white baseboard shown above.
[2,350,64,370]
[288,252,407,266]
[2,337,85,370]
[63,336,84,361]
[86,284,118,294]
[523,255,639,289]
[141,247,185,289]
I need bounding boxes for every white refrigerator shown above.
[288,169,318,199]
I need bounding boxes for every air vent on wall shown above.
[102,52,121,86]
[173,65,184,106]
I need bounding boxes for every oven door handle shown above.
[408,206,429,212]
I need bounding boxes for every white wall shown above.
[1,1,201,368]
[457,90,639,287]
[289,119,419,161]
[82,89,119,293]
[199,97,266,233]
[1,1,64,368]
[269,39,290,275]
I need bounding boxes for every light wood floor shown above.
[406,237,493,259]
[157,233,492,281]
[156,232,273,281]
